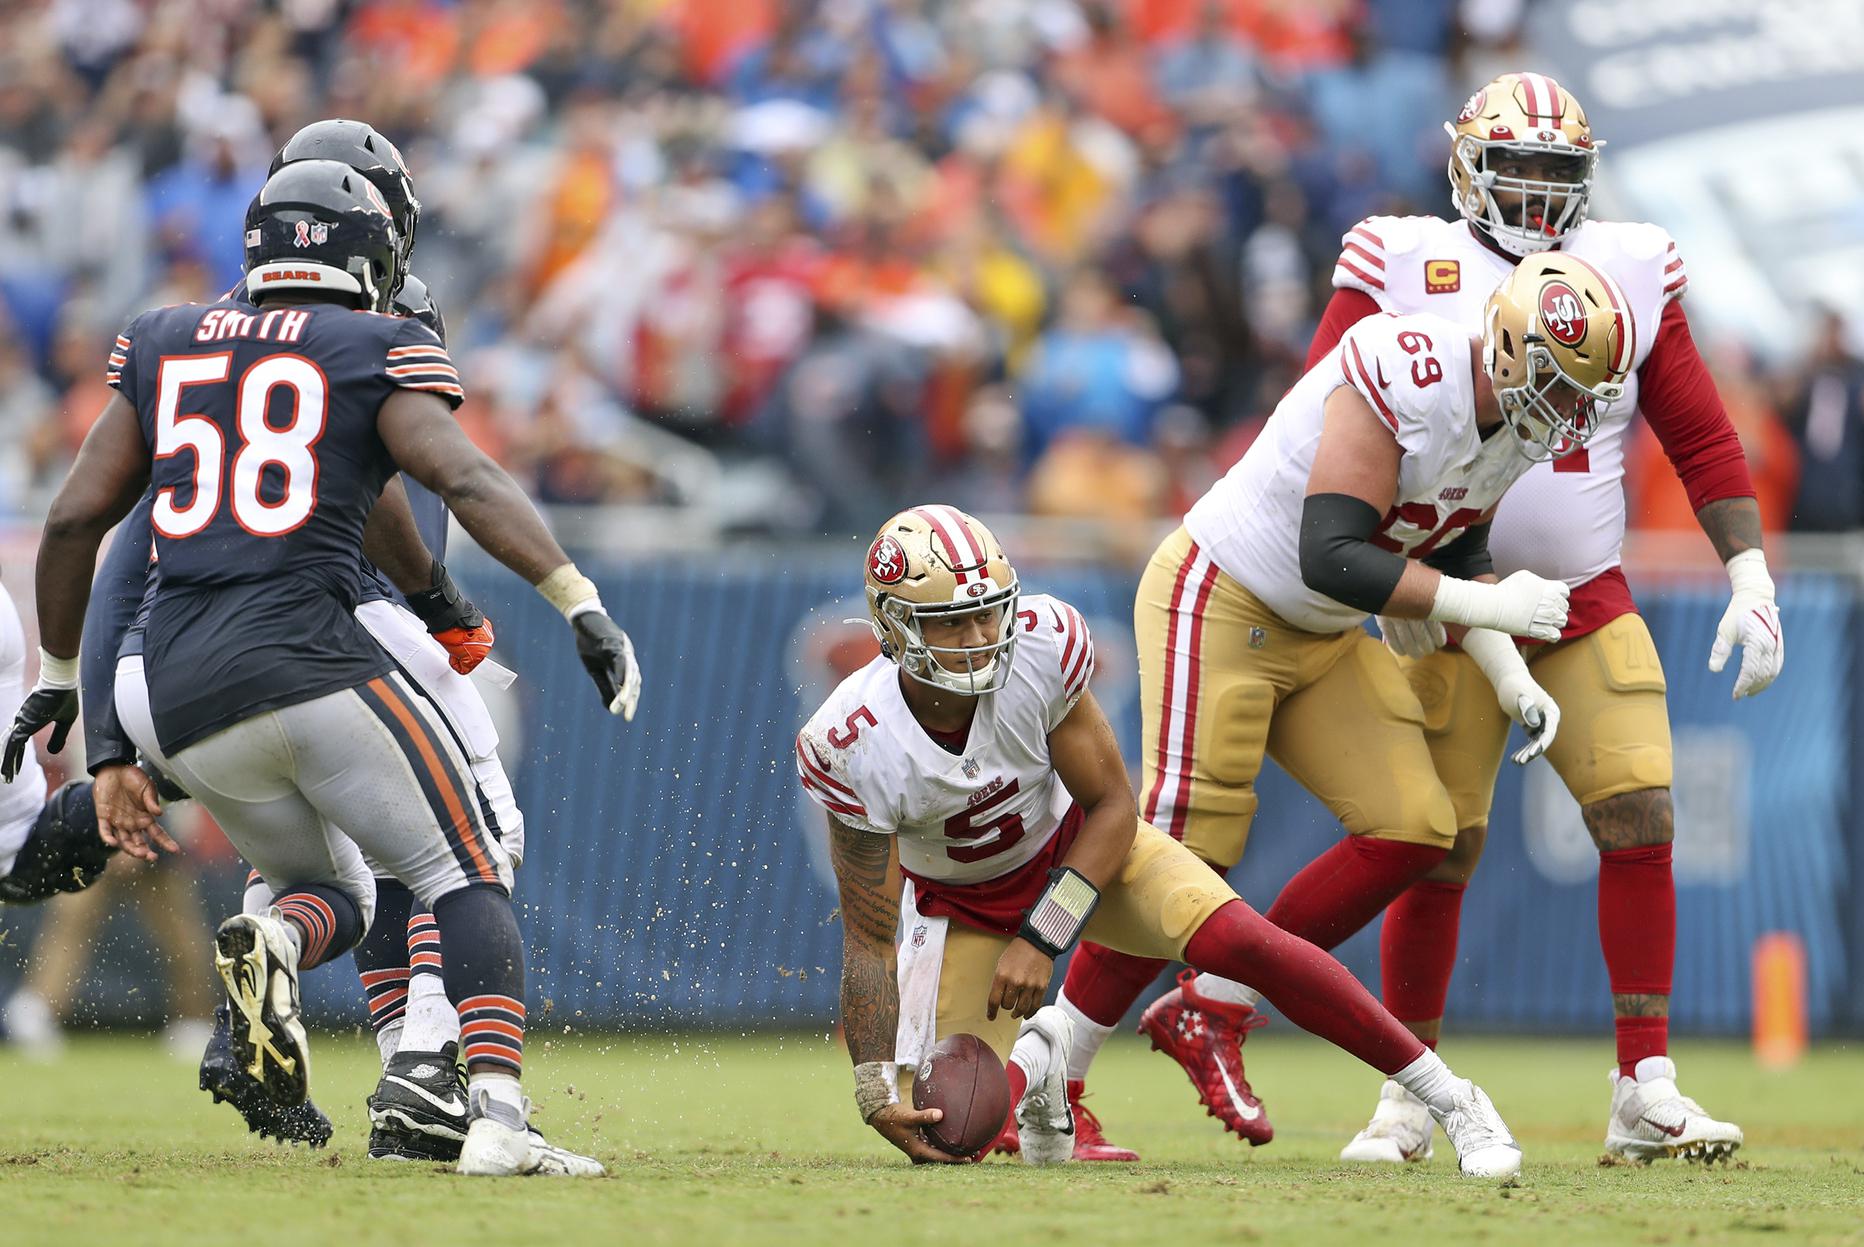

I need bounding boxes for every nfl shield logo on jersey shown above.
[1249,627,1267,649]
[962,757,980,778]
[911,925,928,949]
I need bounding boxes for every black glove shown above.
[3,685,79,783]
[403,559,484,633]
[571,610,641,720]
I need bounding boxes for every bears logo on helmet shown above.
[1538,281,1588,346]
[868,535,907,585]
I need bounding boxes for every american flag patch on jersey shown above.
[385,341,464,402]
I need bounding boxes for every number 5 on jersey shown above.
[153,353,326,539]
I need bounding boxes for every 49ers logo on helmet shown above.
[1539,281,1587,347]
[1456,89,1485,124]
[867,535,907,584]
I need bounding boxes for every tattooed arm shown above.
[1694,496,1763,562]
[827,814,959,1163]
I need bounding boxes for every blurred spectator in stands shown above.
[1154,0,1261,135]
[142,97,269,296]
[1018,269,1180,458]
[1785,310,1864,531]
[1025,428,1166,563]
[0,321,55,508]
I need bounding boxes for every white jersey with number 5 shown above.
[1185,311,1536,634]
[795,593,1095,886]
[1331,215,1679,588]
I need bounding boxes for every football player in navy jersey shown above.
[21,159,638,1177]
[29,120,525,1159]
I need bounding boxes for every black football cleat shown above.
[199,1005,333,1147]
[367,1043,470,1161]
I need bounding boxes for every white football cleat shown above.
[1604,1057,1743,1163]
[1340,1079,1435,1164]
[213,911,310,1104]
[457,1090,606,1177]
[1430,1080,1522,1178]
[1013,1005,1076,1166]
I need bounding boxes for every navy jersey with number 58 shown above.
[107,297,464,752]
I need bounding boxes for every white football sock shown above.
[1056,991,1115,1084]
[1008,1029,1054,1104]
[400,972,461,1053]
[1192,973,1261,1009]
[374,1018,405,1066]
[1390,1047,1465,1114]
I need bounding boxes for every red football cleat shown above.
[983,1114,1020,1158]
[1138,969,1274,1145]
[1068,1080,1139,1161]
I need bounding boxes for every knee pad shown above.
[0,783,113,904]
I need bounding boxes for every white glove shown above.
[1377,616,1446,659]
[1461,628,1561,765]
[1428,569,1570,642]
[1709,549,1784,699]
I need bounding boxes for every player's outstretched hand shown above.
[572,610,642,720]
[868,1103,968,1164]
[3,685,78,783]
[986,937,1055,1022]
[92,763,179,864]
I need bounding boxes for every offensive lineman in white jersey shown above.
[1054,252,1630,1158]
[1307,72,1762,1165]
[799,505,1523,1177]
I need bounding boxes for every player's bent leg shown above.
[1091,826,1521,1177]
[0,782,114,905]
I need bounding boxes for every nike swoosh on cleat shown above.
[1215,1062,1262,1121]
[1641,1115,1686,1138]
[382,1076,466,1117]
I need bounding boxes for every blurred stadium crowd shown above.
[0,0,1859,539]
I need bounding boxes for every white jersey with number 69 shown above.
[1185,311,1537,634]
[794,593,1095,886]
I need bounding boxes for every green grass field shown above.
[2,1030,1860,1246]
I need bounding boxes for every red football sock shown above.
[1263,836,1449,951]
[1059,943,1169,1028]
[1599,843,1675,1075]
[1380,880,1467,1038]
[1184,899,1424,1074]
[1005,1060,1028,1107]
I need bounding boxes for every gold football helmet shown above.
[864,505,1021,694]
[1483,253,1634,462]
[1447,71,1600,257]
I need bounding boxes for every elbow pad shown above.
[1422,522,1495,581]
[1299,493,1407,615]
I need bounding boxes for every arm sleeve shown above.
[79,493,155,770]
[1305,287,1384,370]
[1638,299,1755,511]
[1422,521,1495,581]
[1299,492,1407,614]
[384,318,465,409]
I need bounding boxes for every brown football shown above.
[911,1033,1012,1156]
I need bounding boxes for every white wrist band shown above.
[36,648,78,689]
[1426,576,1496,630]
[1459,627,1529,686]
[854,1060,900,1122]
[1725,549,1774,598]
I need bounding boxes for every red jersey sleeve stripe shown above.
[1062,606,1094,696]
[1343,240,1385,270]
[1336,255,1385,290]
[798,775,866,817]
[1349,226,1384,249]
[1347,339,1400,432]
[795,738,857,798]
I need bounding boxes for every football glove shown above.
[572,610,641,720]
[1429,570,1569,641]
[4,653,80,783]
[1377,616,1446,659]
[1459,628,1560,765]
[1709,550,1784,699]
[405,560,496,675]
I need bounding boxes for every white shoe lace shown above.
[1442,1086,1513,1156]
